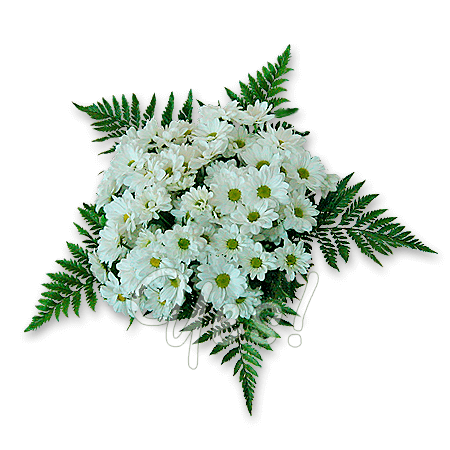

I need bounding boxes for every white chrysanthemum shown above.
[321,173,340,197]
[158,262,193,306]
[196,256,247,309]
[135,226,163,248]
[225,125,255,157]
[275,240,312,281]
[100,273,138,317]
[283,194,319,233]
[179,186,214,218]
[88,251,108,284]
[283,149,326,192]
[141,284,173,321]
[253,220,288,245]
[243,165,289,207]
[97,223,128,265]
[131,241,168,280]
[154,120,193,148]
[211,224,251,261]
[258,124,306,152]
[136,118,161,149]
[241,100,274,126]
[96,168,121,210]
[231,200,279,235]
[241,141,282,169]
[210,170,246,214]
[116,248,143,293]
[162,224,206,263]
[123,154,166,193]
[158,147,185,188]
[240,242,277,281]
[103,191,139,235]
[110,142,147,185]
[135,184,172,223]
[204,159,238,186]
[222,289,262,320]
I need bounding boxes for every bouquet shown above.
[25,46,435,414]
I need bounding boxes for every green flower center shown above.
[235,139,245,148]
[150,257,161,268]
[286,254,297,266]
[250,257,263,269]
[170,277,180,288]
[117,294,126,302]
[247,211,260,223]
[228,188,241,202]
[257,185,271,199]
[298,167,310,179]
[226,239,239,250]
[215,273,231,288]
[127,160,135,167]
[280,166,287,175]
[294,207,304,218]
[123,214,130,222]
[165,167,173,176]
[256,160,270,170]
[207,132,217,138]
[178,238,190,250]
[235,297,246,304]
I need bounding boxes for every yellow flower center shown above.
[117,294,126,302]
[226,239,239,250]
[215,273,231,288]
[257,185,271,199]
[294,207,304,218]
[247,211,260,223]
[228,189,241,202]
[298,167,310,179]
[123,214,130,222]
[286,254,297,266]
[250,257,263,268]
[256,160,270,170]
[178,238,190,250]
[150,257,161,268]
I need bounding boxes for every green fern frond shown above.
[225,45,295,115]
[142,93,157,125]
[314,173,436,269]
[161,92,175,127]
[178,89,193,122]
[24,206,104,332]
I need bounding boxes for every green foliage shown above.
[142,93,157,125]
[225,45,294,113]
[314,173,436,269]
[178,89,193,122]
[161,92,175,127]
[24,205,105,332]
[73,95,141,154]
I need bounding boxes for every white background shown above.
[2,1,449,448]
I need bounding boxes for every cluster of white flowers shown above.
[89,100,339,321]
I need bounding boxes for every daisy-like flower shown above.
[96,168,121,210]
[158,147,185,188]
[283,193,319,233]
[243,165,289,207]
[179,186,214,219]
[154,120,193,148]
[211,224,251,261]
[320,173,340,197]
[204,159,237,186]
[141,283,174,321]
[135,184,172,224]
[225,125,254,157]
[97,223,128,265]
[231,200,279,235]
[158,262,193,306]
[283,149,326,191]
[104,191,139,235]
[88,251,108,284]
[240,242,277,281]
[116,248,144,293]
[162,223,207,263]
[136,118,161,149]
[100,273,138,317]
[131,241,168,280]
[241,100,274,126]
[110,142,147,185]
[275,240,312,281]
[258,124,306,152]
[222,289,263,320]
[210,169,247,215]
[196,256,247,309]
[241,141,282,169]
[123,154,166,193]
[135,226,163,248]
